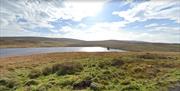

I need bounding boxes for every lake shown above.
[0,47,125,57]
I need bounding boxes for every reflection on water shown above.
[79,47,122,52]
[80,47,107,52]
[0,47,125,57]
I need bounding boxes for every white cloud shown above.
[0,29,42,37]
[111,0,180,43]
[133,32,180,43]
[59,26,76,33]
[144,24,180,34]
[153,26,180,34]
[62,1,105,21]
[144,23,159,28]
[78,23,87,28]
[0,0,106,32]
[47,21,180,43]
[113,0,180,23]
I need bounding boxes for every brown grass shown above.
[0,52,179,76]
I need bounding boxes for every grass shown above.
[0,52,180,91]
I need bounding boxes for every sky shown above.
[0,0,180,43]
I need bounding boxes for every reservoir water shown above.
[0,47,125,57]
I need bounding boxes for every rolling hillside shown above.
[0,37,180,52]
[68,40,180,52]
[0,37,83,48]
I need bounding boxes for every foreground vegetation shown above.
[0,52,180,91]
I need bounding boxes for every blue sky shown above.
[0,0,180,43]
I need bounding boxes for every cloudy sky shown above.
[0,0,180,43]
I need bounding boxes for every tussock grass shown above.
[42,62,83,76]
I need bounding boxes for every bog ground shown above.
[0,52,180,91]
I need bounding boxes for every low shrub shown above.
[102,70,111,75]
[121,80,131,85]
[137,53,168,59]
[0,78,18,89]
[98,61,111,68]
[42,67,52,76]
[159,62,175,68]
[36,83,52,91]
[7,67,15,71]
[0,85,10,91]
[132,66,145,73]
[24,79,38,86]
[132,65,160,78]
[0,79,6,85]
[52,63,61,73]
[111,59,124,67]
[59,80,75,87]
[28,70,41,79]
[145,68,160,78]
[121,84,140,91]
[41,61,83,76]
[36,86,47,91]
[53,62,83,76]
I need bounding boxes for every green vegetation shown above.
[0,52,180,91]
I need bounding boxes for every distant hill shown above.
[68,40,180,52]
[0,37,83,48]
[0,37,180,52]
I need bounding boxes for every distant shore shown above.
[1,37,180,52]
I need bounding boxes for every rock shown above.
[169,86,180,91]
[73,80,92,90]
[90,82,104,91]
[90,82,98,90]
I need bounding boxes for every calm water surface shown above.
[0,47,125,57]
